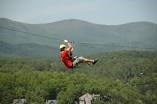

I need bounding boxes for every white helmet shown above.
[59,44,66,49]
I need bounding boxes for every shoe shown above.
[92,59,98,65]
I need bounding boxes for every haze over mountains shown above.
[0,18,157,57]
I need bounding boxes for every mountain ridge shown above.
[0,18,157,57]
[0,18,156,26]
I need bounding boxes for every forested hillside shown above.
[0,51,157,104]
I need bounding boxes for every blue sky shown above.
[0,0,157,25]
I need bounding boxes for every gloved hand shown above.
[64,40,68,43]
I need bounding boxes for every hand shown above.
[64,40,68,43]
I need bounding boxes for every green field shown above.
[0,51,157,104]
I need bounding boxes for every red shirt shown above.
[59,50,73,69]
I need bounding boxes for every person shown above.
[59,40,98,69]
